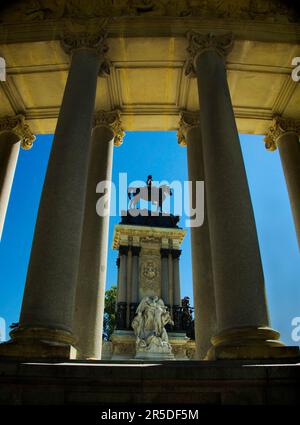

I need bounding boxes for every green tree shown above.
[102,285,117,341]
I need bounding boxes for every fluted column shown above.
[0,115,35,241]
[130,246,140,326]
[178,110,217,359]
[185,32,292,360]
[116,245,128,330]
[73,111,124,360]
[265,116,300,249]
[0,30,110,359]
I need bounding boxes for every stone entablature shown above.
[112,224,186,250]
[1,1,298,23]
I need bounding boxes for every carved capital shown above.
[171,249,182,259]
[119,245,129,256]
[0,115,35,150]
[264,115,300,151]
[61,28,110,77]
[94,110,125,147]
[177,111,201,146]
[131,246,141,256]
[185,32,234,78]
[160,248,170,258]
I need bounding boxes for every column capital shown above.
[61,28,110,77]
[131,246,141,256]
[160,248,170,258]
[171,249,182,259]
[185,32,234,78]
[94,110,125,147]
[177,111,201,147]
[0,115,35,150]
[264,115,300,151]
[119,245,129,256]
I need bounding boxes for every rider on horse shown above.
[147,175,152,201]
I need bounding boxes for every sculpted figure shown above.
[132,296,174,358]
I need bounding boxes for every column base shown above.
[0,326,76,360]
[206,326,300,360]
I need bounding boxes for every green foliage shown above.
[102,285,117,341]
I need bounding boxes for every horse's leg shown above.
[133,193,141,209]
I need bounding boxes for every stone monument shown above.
[109,178,195,360]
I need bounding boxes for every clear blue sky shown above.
[0,131,299,345]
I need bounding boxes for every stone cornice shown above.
[185,31,234,78]
[177,111,201,147]
[0,115,35,150]
[93,110,125,147]
[264,115,300,151]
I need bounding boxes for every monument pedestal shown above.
[111,211,189,362]
[109,330,193,361]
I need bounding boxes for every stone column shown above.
[130,246,140,325]
[0,30,110,359]
[160,248,169,305]
[126,247,133,328]
[116,245,128,330]
[172,249,181,307]
[178,111,217,359]
[167,250,174,314]
[172,249,182,331]
[185,32,298,360]
[73,111,124,360]
[0,115,35,241]
[116,257,120,311]
[265,116,300,249]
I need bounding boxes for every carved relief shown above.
[139,250,161,299]
[1,0,298,23]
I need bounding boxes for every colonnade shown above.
[0,29,299,360]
